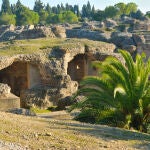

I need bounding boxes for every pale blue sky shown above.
[0,0,149,13]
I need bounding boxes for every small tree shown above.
[16,5,39,25]
[71,50,150,133]
[1,0,12,14]
[0,13,16,25]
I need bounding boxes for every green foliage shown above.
[93,10,105,21]
[1,0,12,14]
[146,11,150,18]
[47,11,78,24]
[38,10,48,24]
[104,6,118,18]
[82,1,92,18]
[115,2,138,16]
[0,13,16,25]
[16,5,39,25]
[33,0,44,13]
[71,51,150,133]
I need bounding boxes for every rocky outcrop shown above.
[110,32,146,54]
[0,39,118,109]
[0,83,11,96]
[0,25,66,42]
[52,26,66,38]
[104,19,118,29]
[66,29,111,42]
[16,27,56,40]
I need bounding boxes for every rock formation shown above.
[0,38,118,109]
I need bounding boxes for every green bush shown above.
[0,13,16,25]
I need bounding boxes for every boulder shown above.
[99,21,105,28]
[121,16,136,25]
[110,32,133,47]
[8,108,36,116]
[16,27,55,40]
[81,22,96,30]
[0,83,20,111]
[52,26,66,38]
[132,34,145,46]
[66,29,111,42]
[104,19,118,28]
[57,96,73,110]
[0,83,11,96]
[122,45,137,53]
[0,31,18,42]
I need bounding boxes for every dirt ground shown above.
[0,111,149,150]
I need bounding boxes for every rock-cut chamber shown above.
[0,62,41,97]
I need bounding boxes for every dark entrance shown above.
[0,62,28,96]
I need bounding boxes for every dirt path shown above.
[0,111,149,150]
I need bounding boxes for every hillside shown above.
[0,111,149,150]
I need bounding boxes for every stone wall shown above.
[0,94,20,111]
[66,29,110,42]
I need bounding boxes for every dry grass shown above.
[0,38,108,56]
[0,111,149,150]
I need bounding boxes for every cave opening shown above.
[0,62,41,97]
[67,54,98,82]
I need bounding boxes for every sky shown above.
[0,0,149,13]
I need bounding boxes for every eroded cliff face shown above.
[0,38,119,109]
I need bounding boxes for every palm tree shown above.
[71,50,150,133]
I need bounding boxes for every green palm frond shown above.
[70,50,150,133]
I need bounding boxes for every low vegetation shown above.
[0,111,149,149]
[70,50,150,133]
[0,38,108,56]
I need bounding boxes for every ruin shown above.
[0,38,118,109]
[67,54,98,82]
[1,20,149,110]
[0,62,41,97]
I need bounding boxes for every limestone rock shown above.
[121,16,136,25]
[52,26,66,38]
[16,27,55,40]
[104,19,118,28]
[132,34,145,46]
[0,83,11,96]
[66,29,111,42]
[81,22,96,30]
[122,45,137,53]
[110,32,133,47]
[8,108,36,116]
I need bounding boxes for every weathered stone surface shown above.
[66,29,111,42]
[132,34,145,46]
[16,27,55,40]
[104,19,118,28]
[110,32,133,47]
[0,83,11,96]
[8,108,36,116]
[0,39,119,109]
[0,93,20,111]
[121,16,136,25]
[122,45,137,53]
[81,22,96,30]
[52,26,66,38]
[0,31,18,42]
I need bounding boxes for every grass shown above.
[0,111,149,149]
[30,107,51,114]
[0,37,111,56]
